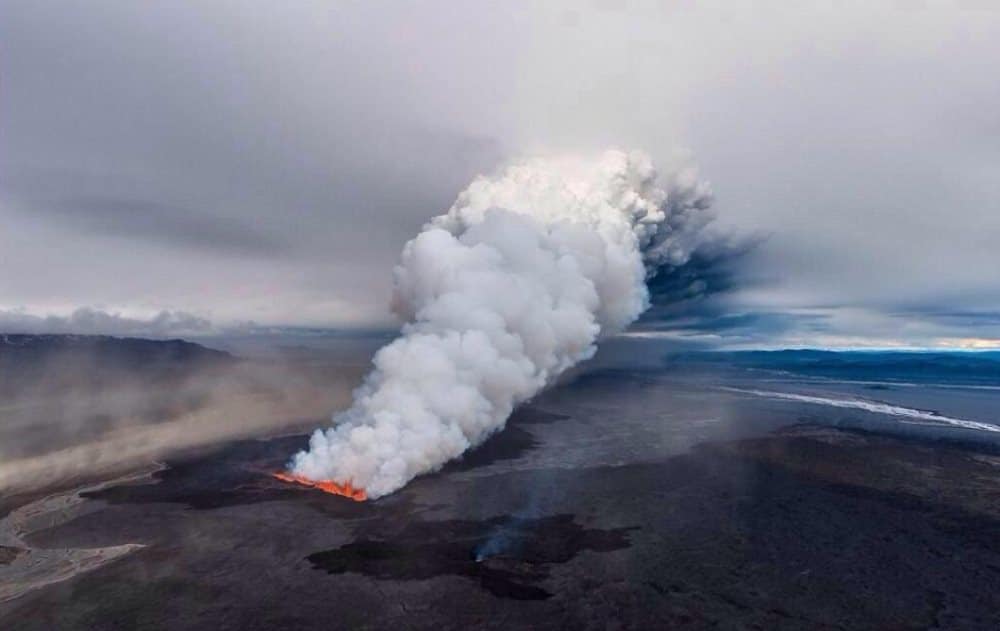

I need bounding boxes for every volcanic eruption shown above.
[271,471,367,501]
[279,149,715,499]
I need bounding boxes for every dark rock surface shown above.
[0,547,23,565]
[3,412,1000,629]
[308,513,634,601]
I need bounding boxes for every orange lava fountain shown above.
[272,471,367,501]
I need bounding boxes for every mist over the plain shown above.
[0,334,383,494]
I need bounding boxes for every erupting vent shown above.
[286,150,718,499]
[272,471,367,501]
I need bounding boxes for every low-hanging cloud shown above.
[0,307,213,337]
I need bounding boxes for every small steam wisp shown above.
[474,520,528,562]
[282,150,714,499]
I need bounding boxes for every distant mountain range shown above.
[0,334,233,397]
[669,349,1000,385]
[5,334,1000,394]
[0,333,229,359]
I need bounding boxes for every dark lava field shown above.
[3,371,1000,629]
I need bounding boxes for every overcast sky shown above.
[2,1,999,348]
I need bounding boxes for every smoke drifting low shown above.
[0,337,366,494]
[290,150,716,498]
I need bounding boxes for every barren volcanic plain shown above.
[3,365,1000,630]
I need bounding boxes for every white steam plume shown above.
[290,149,714,498]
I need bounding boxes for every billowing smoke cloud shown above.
[290,150,714,498]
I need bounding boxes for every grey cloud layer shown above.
[26,196,288,257]
[2,1,999,345]
[0,308,212,337]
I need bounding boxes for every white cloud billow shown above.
[289,149,714,497]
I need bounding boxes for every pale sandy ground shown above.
[0,467,161,602]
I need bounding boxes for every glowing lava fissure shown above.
[272,471,367,501]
